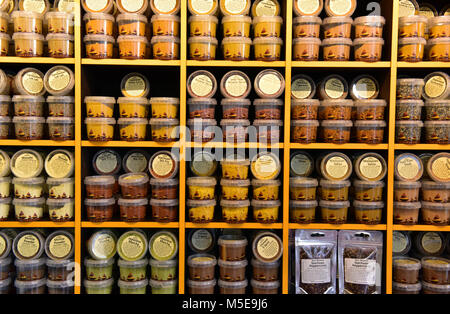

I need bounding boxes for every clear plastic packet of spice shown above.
[294,230,337,294]
[338,230,383,295]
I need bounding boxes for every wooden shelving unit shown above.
[0,0,448,296]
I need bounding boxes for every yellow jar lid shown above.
[250,152,281,180]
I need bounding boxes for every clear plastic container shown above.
[394,201,421,224]
[84,278,114,294]
[393,256,421,284]
[253,37,282,61]
[187,98,217,119]
[118,258,148,282]
[293,16,321,38]
[47,279,74,294]
[424,121,450,144]
[319,200,350,224]
[220,70,251,98]
[218,279,247,294]
[353,200,384,224]
[10,149,42,179]
[150,178,178,200]
[354,99,386,120]
[222,37,252,61]
[84,258,114,281]
[117,198,147,222]
[428,16,450,39]
[322,38,352,61]
[321,120,353,143]
[392,281,421,294]
[187,254,217,281]
[118,279,147,294]
[424,99,450,121]
[396,78,424,99]
[320,179,350,201]
[151,36,180,60]
[254,69,285,99]
[13,68,45,96]
[45,11,74,34]
[15,278,46,294]
[0,277,11,295]
[353,15,385,38]
[0,95,10,116]
[149,118,179,142]
[46,33,74,58]
[218,259,247,282]
[251,199,280,223]
[354,120,386,144]
[251,258,279,281]
[12,33,44,57]
[85,96,115,118]
[0,257,12,279]
[0,11,9,34]
[11,10,43,34]
[187,70,217,99]
[394,153,423,182]
[395,120,423,144]
[83,12,114,35]
[150,198,179,222]
[85,117,116,141]
[221,179,250,201]
[253,16,283,38]
[117,118,147,141]
[13,116,45,140]
[47,96,75,117]
[187,279,215,294]
[421,257,450,284]
[394,181,421,202]
[117,35,147,59]
[149,258,177,281]
[253,99,282,120]
[117,14,148,36]
[399,15,428,38]
[188,36,218,61]
[189,15,217,37]
[218,235,248,261]
[13,230,45,260]
[353,37,384,62]
[290,120,318,143]
[12,177,44,199]
[84,198,115,222]
[421,202,450,225]
[353,180,384,202]
[0,197,10,220]
[250,279,279,294]
[149,97,179,119]
[118,172,149,199]
[396,99,424,120]
[250,152,281,180]
[0,33,9,55]
[118,97,148,118]
[84,175,115,199]
[220,119,250,143]
[46,117,74,140]
[12,95,44,117]
[187,199,216,223]
[422,281,450,294]
[291,99,319,120]
[46,259,74,281]
[47,198,74,221]
[398,37,426,62]
[84,34,115,59]
[289,177,318,201]
[322,16,353,38]
[14,258,46,281]
[221,157,250,180]
[319,99,353,120]
[421,180,450,203]
[293,37,321,61]
[220,99,250,120]
[427,38,450,62]
[253,119,283,144]
[187,176,216,200]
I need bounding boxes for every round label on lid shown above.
[252,155,279,180]
[0,152,9,177]
[125,152,147,173]
[393,232,408,254]
[58,0,76,13]
[191,0,215,14]
[85,0,108,11]
[325,78,344,99]
[23,0,46,13]
[120,0,144,12]
[421,232,442,254]
[424,75,447,99]
[399,0,416,17]
[46,152,73,178]
[22,71,44,95]
[12,152,40,178]
[430,157,449,182]
[124,76,146,97]
[151,153,175,178]
[17,234,40,259]
[255,0,277,16]
[224,0,247,14]
[292,78,312,99]
[255,235,281,262]
[258,73,282,97]
[353,77,377,99]
[191,74,214,98]
[48,69,70,92]
[225,75,248,98]
[397,157,420,181]
[359,157,383,181]
[0,236,6,257]
[190,229,213,252]
[48,234,72,259]
[325,156,349,180]
[419,6,435,17]
[119,234,146,260]
[151,233,177,260]
[154,0,177,13]
[328,0,352,16]
[191,152,216,177]
[290,153,312,177]
[92,233,116,259]
[95,151,118,175]
[297,0,320,15]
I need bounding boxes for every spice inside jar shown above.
[187,199,216,223]
[396,99,424,120]
[188,254,217,281]
[354,99,387,120]
[46,11,74,34]
[353,38,384,62]
[353,180,385,201]
[187,176,216,200]
[13,33,44,57]
[398,37,426,62]
[253,37,282,61]
[393,257,421,284]
[118,258,148,282]
[218,259,247,282]
[323,16,353,38]
[353,200,384,224]
[84,198,115,222]
[46,34,74,58]
[319,200,350,224]
[13,197,45,221]
[291,120,319,143]
[293,37,321,61]
[319,179,350,201]
[424,99,450,121]
[189,15,217,37]
[253,119,283,144]
[188,98,217,119]
[152,14,180,36]
[84,175,115,199]
[11,11,43,34]
[12,95,44,117]
[424,121,450,144]
[292,99,319,120]
[399,15,428,38]
[396,78,424,99]
[253,98,283,119]
[322,38,352,61]
[118,198,147,222]
[321,120,353,144]
[14,258,46,281]
[149,118,179,142]
[354,120,386,144]
[117,13,148,36]
[84,34,114,59]
[421,257,450,285]
[394,201,421,224]
[187,118,217,142]
[218,235,248,261]
[290,177,318,201]
[222,37,252,61]
[290,200,318,223]
[188,36,218,61]
[221,98,251,119]
[221,15,251,37]
[427,38,450,62]
[221,199,250,223]
[251,199,280,223]
[85,96,116,118]
[12,116,45,140]
[353,15,385,38]
[421,202,450,225]
[421,180,450,203]
[252,179,280,201]
[319,99,353,120]
[293,16,321,38]
[118,172,149,199]
[221,157,250,180]
[117,35,148,59]
[83,12,114,35]
[395,120,423,144]
[151,36,180,60]
[221,179,250,201]
[47,96,74,117]
[150,178,178,200]
[220,119,250,143]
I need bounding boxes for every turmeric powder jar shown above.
[221,156,250,180]
[353,200,383,225]
[289,177,318,201]
[151,36,180,60]
[353,38,384,62]
[220,0,251,16]
[319,200,349,224]
[222,15,252,37]
[293,16,321,38]
[222,37,252,61]
[189,15,218,37]
[84,34,114,59]
[149,118,179,142]
[117,13,147,36]
[149,97,179,119]
[189,36,218,60]
[399,15,428,38]
[188,0,218,15]
[293,38,321,61]
[187,199,216,223]
[353,15,385,38]
[253,37,282,61]
[428,16,450,39]
[83,13,114,36]
[118,97,148,118]
[252,200,280,223]
[427,38,450,62]
[221,179,250,201]
[187,176,216,200]
[322,38,351,61]
[322,16,352,38]
[13,33,44,57]
[0,33,9,55]
[116,0,148,14]
[151,14,180,37]
[290,200,317,223]
[293,0,323,16]
[252,179,280,200]
[117,35,148,59]
[220,199,250,223]
[85,96,116,118]
[398,37,426,62]
[149,0,181,15]
[253,16,283,38]
[11,10,43,33]
[85,117,116,141]
[320,179,350,201]
[45,11,74,34]
[46,34,74,58]
[118,118,147,141]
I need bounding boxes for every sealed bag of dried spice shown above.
[338,230,383,294]
[294,230,337,294]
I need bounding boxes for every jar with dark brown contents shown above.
[392,282,421,294]
[291,120,319,143]
[321,120,353,144]
[84,198,115,222]
[187,279,216,294]
[118,198,148,222]
[218,235,248,261]
[47,279,74,294]
[118,172,149,199]
[354,121,386,144]
[218,279,248,294]
[250,279,279,294]
[254,99,283,120]
[220,119,250,143]
[292,99,319,120]
[253,119,283,144]
[343,247,377,294]
[188,98,217,119]
[46,259,74,281]
[393,257,421,284]
[421,257,450,285]
[354,100,387,120]
[150,178,179,199]
[319,99,353,120]
[14,278,46,294]
[187,254,217,281]
[221,98,251,119]
[0,277,12,294]
[14,258,46,281]
[150,198,178,222]
[251,258,279,282]
[219,259,247,282]
[422,281,450,294]
[187,118,217,142]
[0,257,11,280]
[84,175,115,199]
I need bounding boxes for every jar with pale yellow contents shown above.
[289,177,318,201]
[148,118,179,142]
[222,15,252,37]
[320,179,350,201]
[0,177,11,198]
[47,198,74,222]
[118,118,147,141]
[187,199,216,223]
[252,179,280,200]
[253,37,282,61]
[319,200,350,224]
[13,197,45,222]
[252,200,280,223]
[12,177,44,199]
[118,97,149,118]
[222,37,252,61]
[0,197,10,221]
[85,117,116,141]
[290,200,317,224]
[189,15,218,37]
[13,33,44,57]
[189,36,218,60]
[221,199,250,223]
[221,158,250,180]
[46,34,74,58]
[221,179,250,200]
[85,96,116,118]
[253,16,283,38]
[47,177,74,199]
[187,176,216,200]
[149,97,179,119]
[0,33,8,56]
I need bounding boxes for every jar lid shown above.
[92,149,121,176]
[394,153,424,182]
[425,99,450,106]
[149,258,177,268]
[428,38,450,45]
[149,150,178,179]
[393,256,421,270]
[11,10,44,19]
[290,151,314,177]
[254,69,285,99]
[46,279,74,289]
[319,75,348,100]
[251,199,281,208]
[47,96,75,103]
[253,16,283,24]
[323,16,353,25]
[393,281,422,292]
[188,229,215,253]
[394,201,421,209]
[187,118,217,126]
[0,95,11,102]
[322,38,353,45]
[118,117,148,126]
[253,119,283,127]
[83,278,114,288]
[320,179,351,188]
[188,98,218,106]
[12,176,45,185]
[187,176,217,186]
[253,37,283,45]
[188,36,218,45]
[116,13,148,23]
[121,73,150,98]
[187,279,216,287]
[293,16,322,24]
[218,235,248,247]
[187,199,216,207]
[252,231,282,263]
[221,15,252,23]
[427,152,449,183]
[83,34,115,43]
[423,72,450,100]
[117,198,148,206]
[251,179,281,187]
[12,197,45,206]
[149,231,178,261]
[87,229,117,260]
[354,99,387,107]
[291,74,316,99]
[354,120,387,128]
[84,257,115,267]
[353,200,385,210]
[399,14,428,24]
[350,74,380,100]
[149,198,179,207]
[396,120,424,127]
[253,98,283,106]
[220,199,250,208]
[45,11,74,19]
[0,197,10,204]
[148,118,179,126]
[46,258,73,268]
[293,37,322,45]
[46,117,75,124]
[320,152,352,181]
[321,120,353,127]
[149,97,180,105]
[319,200,350,208]
[289,200,318,208]
[218,279,248,289]
[220,119,250,126]
[290,177,318,187]
[220,178,250,186]
[221,37,253,45]
[84,198,116,206]
[45,33,74,41]
[220,0,250,16]
[353,15,386,25]
[117,35,148,44]
[188,15,218,23]
[117,230,148,262]
[250,152,281,180]
[84,117,117,124]
[398,37,427,45]
[422,180,450,189]
[218,258,248,268]
[84,96,116,104]
[421,281,450,292]
[187,254,217,267]
[221,155,250,166]
[117,97,148,105]
[149,0,180,15]
[250,279,280,289]
[84,175,116,185]
[397,78,425,85]
[44,230,74,261]
[10,149,43,178]
[14,257,46,267]
[221,98,251,106]
[83,12,115,22]
[13,230,45,260]
[352,179,385,188]
[12,116,45,123]
[190,151,217,177]
[149,178,178,186]
[220,70,251,99]
[428,15,450,27]
[150,35,180,44]
[421,201,450,211]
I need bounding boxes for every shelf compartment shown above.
[82,221,180,228]
[289,223,387,230]
[292,61,391,68]
[187,60,286,67]
[185,222,283,229]
[0,221,75,228]
[81,141,181,148]
[0,140,75,146]
[290,143,389,150]
[393,225,450,232]
[81,59,181,66]
[0,57,76,64]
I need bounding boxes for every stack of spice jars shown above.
[117,172,149,222]
[187,173,217,223]
[352,15,385,62]
[0,229,15,294]
[187,0,219,60]
[292,12,321,61]
[149,0,180,60]
[148,96,180,142]
[252,2,283,61]
[398,14,428,62]
[0,149,10,221]
[116,12,148,60]
[217,234,248,294]
[392,255,422,294]
[45,10,74,58]
[186,252,217,295]
[84,174,116,222]
[426,15,450,62]
[83,10,115,59]
[84,96,117,141]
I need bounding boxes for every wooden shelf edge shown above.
[81,141,181,148]
[186,60,286,67]
[81,59,181,66]
[81,222,180,228]
[186,142,284,149]
[185,222,283,229]
[397,62,450,68]
[288,223,387,230]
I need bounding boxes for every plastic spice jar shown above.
[428,16,450,39]
[189,15,217,37]
[252,179,281,201]
[354,100,386,120]
[289,200,317,223]
[15,258,46,281]
[321,120,353,143]
[427,38,450,62]
[353,200,384,224]
[220,119,250,143]
[353,180,385,202]
[12,33,44,57]
[46,117,74,140]
[187,176,216,200]
[187,199,216,223]
[320,179,350,201]
[118,172,149,199]
[318,74,348,100]
[0,11,9,33]
[84,278,114,294]
[421,202,450,225]
[117,97,148,119]
[149,118,179,142]
[84,34,114,59]
[84,258,114,281]
[291,120,318,143]
[424,121,449,144]
[354,120,386,144]
[218,235,247,261]
[423,72,450,101]
[12,116,44,140]
[189,36,218,60]
[0,175,10,197]
[353,38,384,62]
[47,96,74,117]
[47,198,74,221]
[44,230,74,261]
[187,279,215,294]
[392,282,422,294]
[46,33,74,58]
[353,15,385,38]
[220,70,251,98]
[394,153,423,182]
[0,32,8,55]
[117,230,148,262]
[422,180,450,203]
[293,0,323,16]
[85,96,115,118]
[190,151,218,178]
[221,199,250,223]
[84,175,115,199]
[13,197,45,221]
[12,177,44,199]
[395,120,423,144]
[0,197,10,219]
[350,75,380,100]
[81,0,114,13]
[251,199,280,223]
[187,118,217,142]
[117,35,147,59]
[254,69,285,99]
[398,37,427,62]
[254,99,283,120]
[319,99,353,120]
[222,15,251,37]
[117,14,148,36]
[151,36,180,60]
[222,37,252,61]
[187,70,217,99]
[252,258,279,282]
[149,258,177,281]
[188,254,216,281]
[84,198,115,222]
[422,281,450,294]
[394,201,421,224]
[397,78,424,100]
[47,177,74,199]
[12,95,44,117]
[323,16,352,38]
[251,279,279,294]
[149,97,178,118]
[253,119,283,144]
[424,100,450,121]
[0,95,10,116]
[46,259,74,281]
[85,117,116,141]
[117,118,147,141]
[319,200,350,224]
[221,98,250,120]
[293,16,321,38]
[421,257,450,285]
[318,152,352,181]
[322,38,351,61]
[251,152,281,180]
[399,15,428,38]
[118,258,148,282]
[251,0,280,17]
[11,10,43,33]
[218,259,248,282]
[253,37,283,61]
[252,231,282,263]
[150,178,178,200]
[253,16,283,38]
[188,0,218,15]
[291,99,319,120]
[221,179,250,200]
[44,65,74,96]
[149,230,178,262]
[83,13,114,35]
[293,37,321,61]
[46,11,73,34]
[289,177,318,200]
[221,156,250,180]
[393,257,421,284]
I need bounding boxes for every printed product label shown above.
[354,78,377,99]
[393,232,408,253]
[191,229,213,251]
[22,72,44,95]
[191,0,214,14]
[154,0,177,13]
[124,76,146,97]
[120,0,144,12]
[301,259,331,284]
[224,0,247,14]
[291,154,312,176]
[297,0,320,15]
[58,0,76,13]
[95,152,118,174]
[85,0,108,11]
[152,234,175,259]
[328,0,352,16]
[0,154,7,175]
[0,236,6,257]
[121,235,145,259]
[255,0,277,16]
[23,0,46,13]
[399,0,416,17]
[292,78,312,99]
[49,235,72,259]
[431,157,449,181]
[419,6,435,18]
[125,153,147,173]
[152,154,174,177]
[48,69,70,92]
[93,234,115,259]
[325,156,348,180]
[256,236,280,260]
[47,153,72,178]
[254,155,277,178]
[17,234,40,258]
[421,232,442,254]
[397,157,419,180]
[191,74,214,97]
[14,153,39,178]
[258,73,281,97]
[344,258,376,285]
[225,75,248,97]
[325,78,344,99]
[359,157,383,180]
[424,75,447,99]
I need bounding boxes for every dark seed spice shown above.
[299,245,333,294]
[343,246,377,294]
